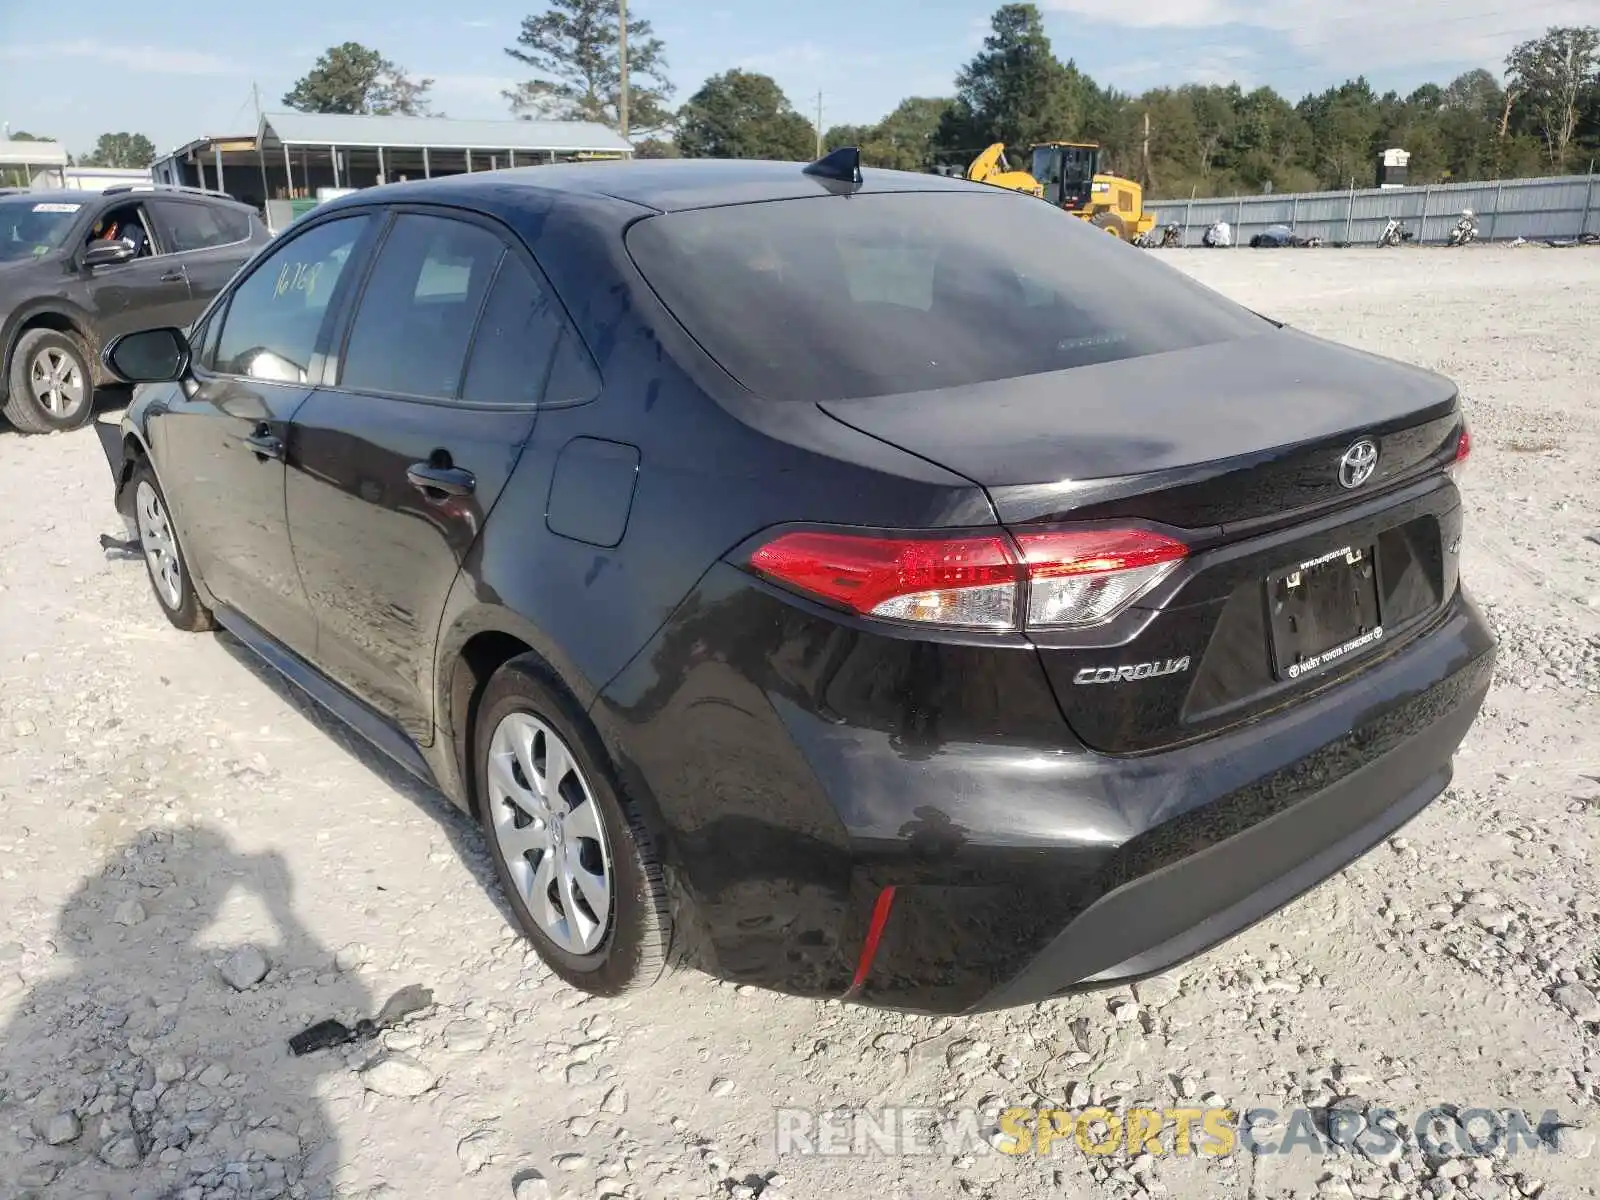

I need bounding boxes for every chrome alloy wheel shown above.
[487,712,613,954]
[134,480,183,610]
[29,345,86,418]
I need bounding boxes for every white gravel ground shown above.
[0,245,1597,1200]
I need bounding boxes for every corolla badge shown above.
[1073,657,1191,685]
[1338,439,1379,489]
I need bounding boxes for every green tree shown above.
[633,136,679,158]
[676,70,815,161]
[504,0,674,135]
[78,132,158,170]
[282,42,435,115]
[1504,26,1600,168]
[934,4,1085,159]
[1437,69,1506,179]
[827,97,950,172]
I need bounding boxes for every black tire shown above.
[3,328,97,434]
[1091,212,1128,239]
[474,657,671,996]
[128,459,215,633]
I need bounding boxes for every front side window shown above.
[212,214,370,383]
[339,213,504,401]
[86,202,156,258]
[626,190,1271,403]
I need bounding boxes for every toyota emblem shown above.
[1338,439,1379,489]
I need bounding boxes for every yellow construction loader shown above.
[965,142,1156,240]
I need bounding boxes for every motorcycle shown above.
[1135,223,1183,249]
[1202,220,1232,248]
[1447,210,1479,247]
[1377,217,1415,248]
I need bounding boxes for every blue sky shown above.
[1,0,1592,158]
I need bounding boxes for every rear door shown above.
[145,197,262,324]
[147,211,377,659]
[285,207,574,741]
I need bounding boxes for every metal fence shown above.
[1148,173,1600,247]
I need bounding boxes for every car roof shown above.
[1,187,247,208]
[324,157,1012,216]
[0,189,101,204]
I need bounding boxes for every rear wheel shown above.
[1091,212,1128,239]
[475,658,672,996]
[3,329,96,434]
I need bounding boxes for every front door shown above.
[286,209,571,741]
[81,201,193,341]
[150,211,376,658]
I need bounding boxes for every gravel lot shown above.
[1,245,1597,1200]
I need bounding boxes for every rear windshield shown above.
[0,197,81,263]
[625,190,1270,403]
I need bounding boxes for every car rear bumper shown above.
[594,566,1495,1014]
[971,669,1477,1010]
[848,593,1493,1013]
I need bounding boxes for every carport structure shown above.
[0,138,69,188]
[256,111,634,199]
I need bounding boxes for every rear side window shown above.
[625,191,1270,403]
[158,200,251,251]
[460,255,562,406]
[340,213,502,400]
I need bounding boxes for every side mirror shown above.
[103,327,192,384]
[83,239,136,268]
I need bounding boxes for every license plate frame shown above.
[1266,544,1384,682]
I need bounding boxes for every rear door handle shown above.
[243,426,284,461]
[407,463,476,498]
[160,268,186,282]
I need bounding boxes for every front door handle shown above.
[160,269,185,283]
[243,425,284,461]
[407,462,476,499]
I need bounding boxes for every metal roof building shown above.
[0,138,69,188]
[150,112,634,228]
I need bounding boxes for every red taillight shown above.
[748,531,1022,628]
[1447,423,1471,481]
[746,527,1187,631]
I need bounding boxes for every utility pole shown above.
[251,82,262,126]
[815,91,823,159]
[1141,110,1150,189]
[618,0,630,140]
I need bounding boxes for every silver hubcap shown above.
[134,480,183,610]
[487,713,613,954]
[29,346,86,417]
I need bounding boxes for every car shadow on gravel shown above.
[209,630,516,930]
[0,824,366,1198]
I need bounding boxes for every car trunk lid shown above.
[818,328,1461,529]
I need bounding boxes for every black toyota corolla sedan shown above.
[94,151,1494,1014]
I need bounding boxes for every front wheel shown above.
[3,328,96,434]
[475,658,672,996]
[1091,212,1128,239]
[130,462,215,632]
